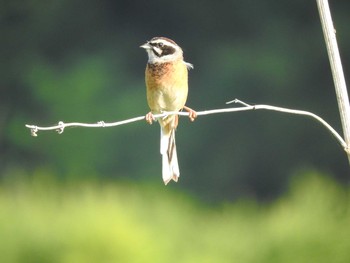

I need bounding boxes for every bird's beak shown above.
[140,42,151,49]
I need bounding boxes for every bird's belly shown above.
[147,85,188,113]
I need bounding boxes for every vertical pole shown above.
[317,0,350,162]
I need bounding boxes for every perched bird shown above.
[140,37,196,185]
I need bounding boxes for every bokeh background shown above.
[2,0,350,262]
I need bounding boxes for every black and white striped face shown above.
[140,37,183,64]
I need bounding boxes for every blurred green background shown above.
[1,0,350,262]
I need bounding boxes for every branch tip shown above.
[31,127,38,137]
[226,99,252,107]
[225,99,238,104]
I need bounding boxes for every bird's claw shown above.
[183,106,197,122]
[145,112,155,124]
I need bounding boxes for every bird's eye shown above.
[158,42,164,48]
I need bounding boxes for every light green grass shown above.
[0,170,349,263]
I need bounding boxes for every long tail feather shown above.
[160,127,180,185]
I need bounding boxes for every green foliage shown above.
[0,170,349,263]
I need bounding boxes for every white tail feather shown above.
[160,128,169,155]
[160,127,180,185]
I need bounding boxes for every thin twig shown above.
[25,99,347,152]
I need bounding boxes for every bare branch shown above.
[25,99,347,153]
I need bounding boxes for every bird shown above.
[140,37,196,185]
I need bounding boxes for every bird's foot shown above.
[145,112,155,124]
[183,106,197,122]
